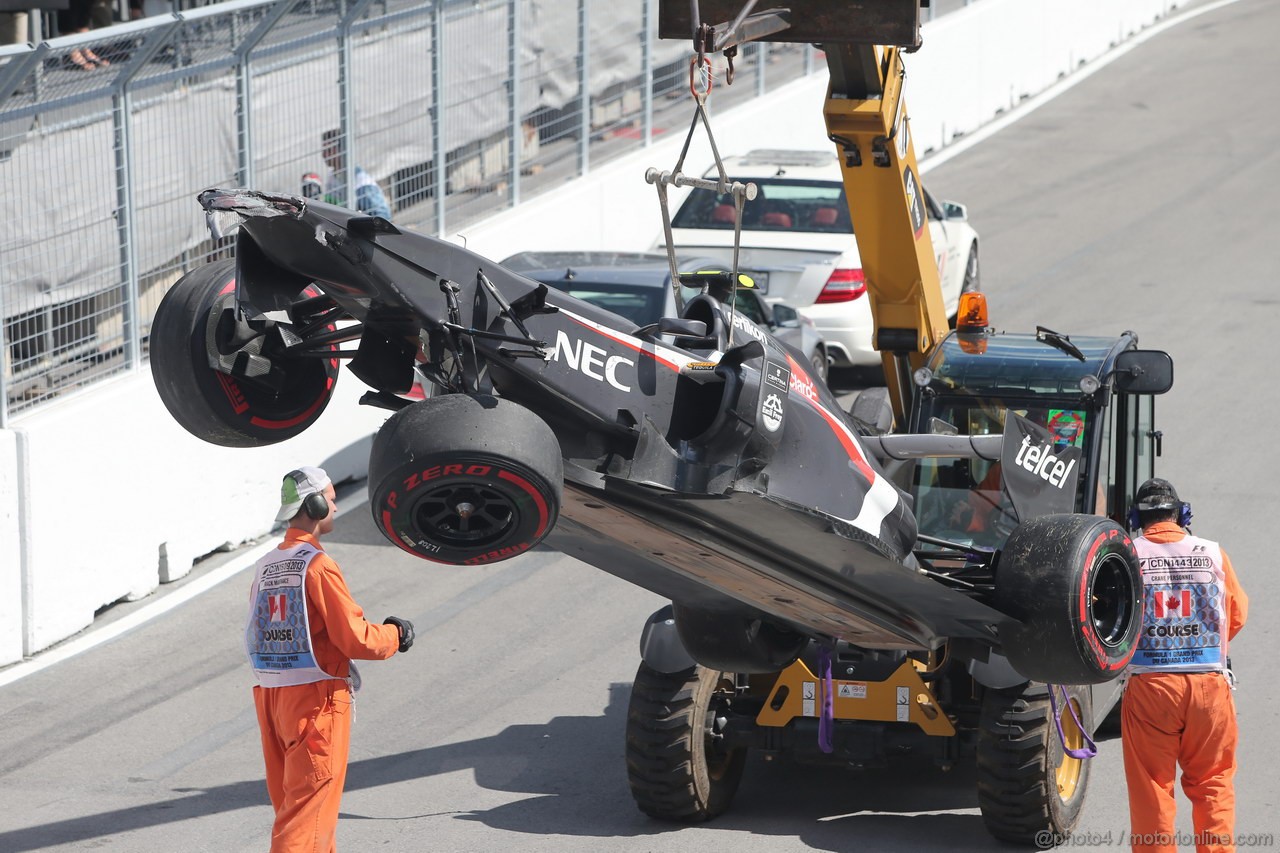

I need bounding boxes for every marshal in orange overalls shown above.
[1122,520,1248,853]
[250,530,401,853]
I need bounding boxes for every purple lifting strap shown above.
[1048,683,1098,759]
[818,645,835,754]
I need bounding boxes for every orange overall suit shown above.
[249,530,401,853]
[1122,521,1248,853]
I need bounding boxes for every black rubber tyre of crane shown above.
[149,259,339,447]
[977,681,1093,844]
[368,393,563,565]
[995,514,1141,685]
[626,662,747,822]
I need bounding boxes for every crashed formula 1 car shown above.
[152,190,1142,688]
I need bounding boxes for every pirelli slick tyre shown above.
[977,682,1093,844]
[368,394,563,565]
[996,514,1141,685]
[149,259,339,447]
[626,662,747,822]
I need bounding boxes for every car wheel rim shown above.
[704,676,738,780]
[1089,551,1135,648]
[1056,698,1085,801]
[412,482,518,547]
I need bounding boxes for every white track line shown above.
[0,0,1244,691]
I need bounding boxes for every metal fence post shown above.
[432,0,446,236]
[642,0,653,147]
[234,0,296,189]
[578,0,589,176]
[337,0,377,214]
[112,20,181,372]
[508,0,520,206]
[339,11,355,209]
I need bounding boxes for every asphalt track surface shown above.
[2,1,1277,850]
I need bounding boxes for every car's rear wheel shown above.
[149,259,339,447]
[368,393,563,565]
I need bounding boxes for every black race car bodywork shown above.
[151,189,1141,683]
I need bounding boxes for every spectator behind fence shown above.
[57,0,111,68]
[301,128,392,220]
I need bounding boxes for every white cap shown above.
[276,466,331,522]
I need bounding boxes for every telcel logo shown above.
[552,330,634,392]
[1014,436,1076,488]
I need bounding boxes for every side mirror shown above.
[942,200,968,221]
[771,303,800,328]
[637,317,709,339]
[1113,349,1174,394]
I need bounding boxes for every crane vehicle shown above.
[146,0,1172,847]
[620,0,1175,844]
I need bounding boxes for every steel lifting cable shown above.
[644,16,757,348]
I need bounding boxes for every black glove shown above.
[383,616,414,653]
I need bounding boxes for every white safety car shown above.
[660,149,980,368]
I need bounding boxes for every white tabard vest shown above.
[1130,533,1228,674]
[245,542,334,687]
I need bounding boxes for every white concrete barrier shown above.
[7,369,387,658]
[0,428,22,664]
[0,0,1186,665]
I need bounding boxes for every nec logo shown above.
[551,330,635,392]
[1013,435,1077,488]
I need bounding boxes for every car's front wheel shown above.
[367,393,563,565]
[995,515,1141,684]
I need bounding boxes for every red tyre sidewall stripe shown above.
[378,464,554,566]
[249,376,334,429]
[1078,527,1133,672]
[379,508,455,564]
[498,468,550,538]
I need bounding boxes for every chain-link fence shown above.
[0,0,818,424]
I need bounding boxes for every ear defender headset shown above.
[285,469,331,521]
[303,491,331,521]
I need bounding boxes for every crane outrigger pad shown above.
[658,0,923,48]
